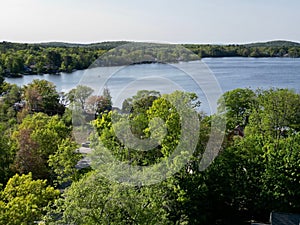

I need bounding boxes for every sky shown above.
[1,0,300,44]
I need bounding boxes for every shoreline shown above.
[3,55,298,78]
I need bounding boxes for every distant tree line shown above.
[1,40,300,77]
[184,42,300,58]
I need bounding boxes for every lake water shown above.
[5,57,300,114]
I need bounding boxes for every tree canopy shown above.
[0,76,299,224]
[1,40,300,79]
[0,173,59,225]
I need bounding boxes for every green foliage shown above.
[67,85,94,110]
[0,42,107,76]
[260,133,300,212]
[206,129,300,220]
[0,173,59,225]
[122,90,160,113]
[23,79,65,115]
[185,41,300,58]
[247,88,300,138]
[89,90,206,223]
[218,88,256,131]
[0,83,298,224]
[145,93,181,158]
[48,139,82,185]
[93,90,199,167]
[206,134,265,220]
[0,83,22,123]
[1,40,299,78]
[47,172,170,225]
[12,113,72,180]
[207,88,300,222]
[0,124,14,185]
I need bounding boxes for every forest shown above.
[1,40,300,77]
[0,73,299,224]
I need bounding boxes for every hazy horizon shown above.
[1,0,300,44]
[1,39,300,46]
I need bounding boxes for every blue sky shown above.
[1,0,299,44]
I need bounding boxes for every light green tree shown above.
[0,173,59,225]
[48,139,82,185]
[247,88,300,139]
[46,171,170,225]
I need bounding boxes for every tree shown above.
[93,90,162,166]
[207,88,300,222]
[218,88,256,131]
[46,172,170,225]
[13,128,48,179]
[86,92,112,115]
[3,83,22,105]
[0,173,59,225]
[86,95,102,113]
[24,79,65,115]
[60,55,73,72]
[0,67,4,87]
[98,87,113,114]
[45,87,300,224]
[48,139,82,185]
[247,88,300,139]
[0,83,22,123]
[103,87,112,106]
[0,124,14,185]
[205,133,266,222]
[92,90,200,169]
[46,50,62,72]
[260,133,300,213]
[122,90,160,114]
[4,54,24,75]
[67,85,94,110]
[12,113,71,180]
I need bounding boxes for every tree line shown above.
[0,75,299,224]
[1,40,300,77]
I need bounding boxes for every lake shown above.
[5,57,300,114]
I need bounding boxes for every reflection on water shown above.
[6,58,300,114]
